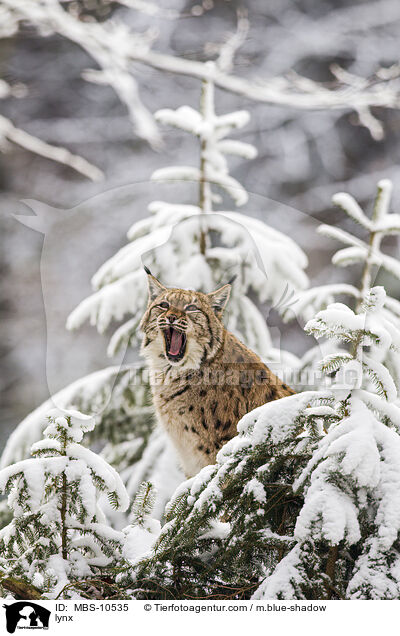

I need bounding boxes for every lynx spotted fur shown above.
[140,270,294,477]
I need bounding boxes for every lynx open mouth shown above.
[163,327,187,361]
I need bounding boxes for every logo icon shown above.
[3,602,51,633]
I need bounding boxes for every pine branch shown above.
[356,181,392,310]
[132,49,400,120]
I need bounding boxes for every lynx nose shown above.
[167,314,177,323]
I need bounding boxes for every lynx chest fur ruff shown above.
[140,270,294,477]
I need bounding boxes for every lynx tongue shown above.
[169,328,184,356]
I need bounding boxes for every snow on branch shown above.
[3,0,400,179]
[0,364,151,470]
[329,180,400,298]
[0,114,103,181]
[0,407,129,597]
[257,279,400,599]
[2,0,161,148]
[116,0,179,18]
[67,211,308,355]
[0,73,102,180]
[66,76,308,363]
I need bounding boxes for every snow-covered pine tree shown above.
[289,179,400,391]
[0,365,156,531]
[117,390,331,599]
[0,408,129,599]
[256,286,400,600]
[121,482,161,567]
[1,66,308,522]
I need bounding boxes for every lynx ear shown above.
[144,266,166,302]
[208,282,232,317]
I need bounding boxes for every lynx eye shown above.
[185,304,199,312]
[159,301,169,309]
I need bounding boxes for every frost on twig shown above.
[265,287,400,600]
[2,0,400,180]
[66,74,308,363]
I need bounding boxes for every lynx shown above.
[140,268,294,477]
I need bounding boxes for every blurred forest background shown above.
[1,0,400,451]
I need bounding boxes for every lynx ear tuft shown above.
[208,283,232,317]
[144,268,166,302]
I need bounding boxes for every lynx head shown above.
[140,268,234,371]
